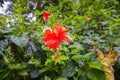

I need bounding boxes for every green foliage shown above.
[88,69,106,80]
[0,0,120,79]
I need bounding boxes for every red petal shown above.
[43,29,60,50]
[42,11,50,21]
[43,30,54,41]
[45,39,60,50]
[54,24,63,36]
[43,11,50,17]
[54,24,70,42]
[62,36,70,42]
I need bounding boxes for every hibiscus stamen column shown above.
[54,48,59,61]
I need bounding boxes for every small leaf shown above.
[55,77,68,80]
[45,76,51,80]
[89,61,102,70]
[28,58,41,66]
[71,55,82,60]
[18,70,28,76]
[83,52,92,61]
[39,67,50,74]
[55,55,69,64]
[35,10,42,16]
[70,49,79,54]
[45,59,53,65]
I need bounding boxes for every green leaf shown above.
[83,52,92,61]
[55,77,68,80]
[45,59,53,65]
[71,55,83,60]
[70,49,79,54]
[0,68,4,72]
[9,63,26,70]
[35,10,42,16]
[39,67,50,74]
[45,76,51,80]
[79,72,88,80]
[10,35,28,47]
[62,62,78,78]
[0,39,8,52]
[59,0,70,3]
[89,61,102,70]
[71,54,84,66]
[0,71,10,80]
[77,69,83,78]
[28,57,41,66]
[55,55,69,63]
[0,29,11,35]
[18,70,28,76]
[87,69,106,80]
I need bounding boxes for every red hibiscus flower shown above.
[42,11,50,22]
[43,24,70,50]
[87,15,91,20]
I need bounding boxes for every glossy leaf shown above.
[45,76,51,80]
[62,62,78,78]
[89,61,102,70]
[18,70,28,76]
[88,69,106,80]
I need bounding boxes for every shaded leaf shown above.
[0,71,10,80]
[18,70,28,76]
[30,70,39,78]
[79,72,88,80]
[45,76,51,80]
[88,69,106,80]
[62,62,78,78]
[9,63,26,70]
[0,39,8,52]
[10,35,28,47]
[55,77,68,80]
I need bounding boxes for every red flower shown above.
[54,52,59,61]
[42,11,50,22]
[87,15,91,20]
[43,24,70,50]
